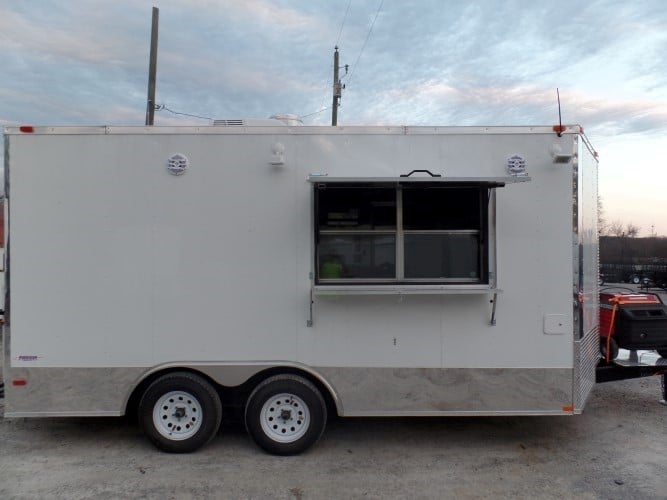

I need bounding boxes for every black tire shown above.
[600,337,619,362]
[245,374,327,456]
[138,372,222,453]
[657,349,667,358]
[632,275,641,285]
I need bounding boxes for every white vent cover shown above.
[167,153,189,176]
[213,119,246,126]
[506,154,527,176]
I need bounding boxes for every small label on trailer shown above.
[16,355,39,362]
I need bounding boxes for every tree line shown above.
[598,196,655,238]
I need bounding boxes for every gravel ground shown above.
[0,376,665,499]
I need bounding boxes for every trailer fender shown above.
[123,362,344,417]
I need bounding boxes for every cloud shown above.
[2,0,667,135]
[556,91,667,135]
[158,0,330,33]
[0,7,143,67]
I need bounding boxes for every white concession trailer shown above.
[2,122,600,454]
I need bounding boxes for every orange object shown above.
[599,292,664,362]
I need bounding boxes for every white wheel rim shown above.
[153,390,203,441]
[259,393,310,443]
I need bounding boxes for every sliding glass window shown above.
[315,183,487,285]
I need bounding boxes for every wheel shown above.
[138,372,222,453]
[244,374,327,456]
[632,275,641,284]
[600,337,619,362]
[657,349,667,358]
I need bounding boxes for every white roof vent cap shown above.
[270,114,303,126]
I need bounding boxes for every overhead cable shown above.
[156,104,213,121]
[336,0,353,47]
[346,0,384,86]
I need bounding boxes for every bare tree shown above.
[625,223,641,238]
[609,220,624,237]
[597,196,608,235]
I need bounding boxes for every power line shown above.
[300,106,331,119]
[346,0,384,86]
[155,104,213,121]
[336,0,352,47]
[158,101,328,124]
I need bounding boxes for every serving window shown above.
[314,182,489,285]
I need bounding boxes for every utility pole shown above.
[331,47,347,126]
[145,7,159,126]
[331,47,340,126]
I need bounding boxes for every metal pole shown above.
[145,7,159,126]
[331,46,340,126]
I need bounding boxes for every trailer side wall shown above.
[3,126,597,417]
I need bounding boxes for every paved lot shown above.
[1,285,666,499]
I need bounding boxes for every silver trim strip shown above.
[3,365,572,418]
[2,362,345,418]
[317,367,574,415]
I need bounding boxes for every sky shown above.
[1,0,666,235]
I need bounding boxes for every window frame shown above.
[313,180,493,287]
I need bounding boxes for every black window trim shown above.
[314,180,499,287]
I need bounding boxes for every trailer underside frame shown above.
[595,350,667,401]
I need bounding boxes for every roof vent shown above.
[213,115,303,127]
[213,118,291,127]
[270,114,303,126]
[213,119,246,126]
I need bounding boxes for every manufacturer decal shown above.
[17,355,39,361]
